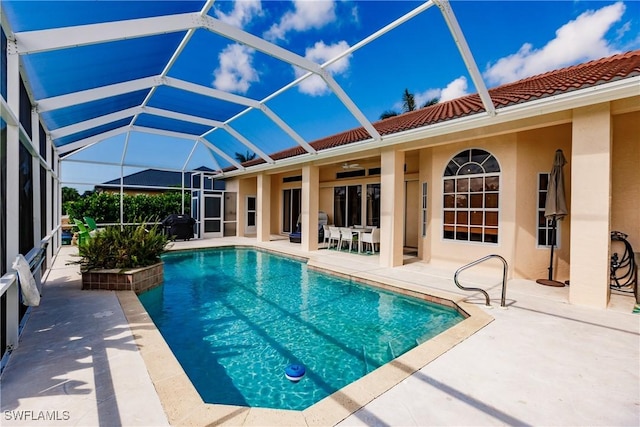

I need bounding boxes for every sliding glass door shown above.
[282,188,301,233]
[366,183,380,227]
[334,185,362,227]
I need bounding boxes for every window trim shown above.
[421,181,428,237]
[442,148,501,245]
[536,172,561,249]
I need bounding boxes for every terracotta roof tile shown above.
[229,50,640,172]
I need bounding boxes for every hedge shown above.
[64,191,190,224]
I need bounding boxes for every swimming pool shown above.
[138,248,464,411]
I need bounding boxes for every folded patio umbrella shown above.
[537,149,568,287]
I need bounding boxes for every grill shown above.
[162,214,195,241]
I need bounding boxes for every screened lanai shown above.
[2,2,640,423]
[2,0,494,192]
[3,0,639,363]
[1,0,502,365]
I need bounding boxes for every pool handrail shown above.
[453,254,508,307]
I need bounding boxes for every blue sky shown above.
[50,0,640,191]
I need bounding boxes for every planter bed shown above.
[82,262,163,294]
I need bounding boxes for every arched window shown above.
[443,149,500,243]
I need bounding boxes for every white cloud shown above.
[294,40,351,96]
[265,0,336,41]
[484,2,626,85]
[616,20,631,40]
[414,88,442,108]
[212,44,259,94]
[412,77,468,108]
[214,0,262,28]
[439,77,469,102]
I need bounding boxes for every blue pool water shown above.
[138,248,463,410]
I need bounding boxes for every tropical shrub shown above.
[77,223,169,270]
[64,191,189,224]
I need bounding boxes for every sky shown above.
[26,0,638,192]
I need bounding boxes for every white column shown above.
[5,40,21,350]
[379,149,404,267]
[45,136,53,265]
[6,41,20,263]
[256,173,271,242]
[301,165,319,252]
[569,103,612,308]
[31,108,42,246]
[55,154,61,250]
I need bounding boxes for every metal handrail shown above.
[1,241,50,372]
[454,254,508,307]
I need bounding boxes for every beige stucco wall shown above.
[319,187,333,223]
[514,124,572,281]
[234,177,257,236]
[569,103,613,308]
[611,111,640,254]
[427,135,519,274]
[256,174,271,242]
[270,173,285,234]
[418,148,433,262]
[221,94,639,309]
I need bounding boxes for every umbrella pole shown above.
[537,216,565,287]
[548,216,556,280]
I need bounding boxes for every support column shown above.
[5,41,21,350]
[301,165,319,252]
[55,154,61,250]
[45,137,53,265]
[236,180,247,237]
[31,108,42,246]
[569,103,612,308]
[380,149,404,267]
[256,173,271,243]
[6,41,20,265]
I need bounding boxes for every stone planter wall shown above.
[82,262,164,294]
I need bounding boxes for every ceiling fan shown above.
[341,162,363,170]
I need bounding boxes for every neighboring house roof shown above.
[236,50,640,169]
[97,167,215,190]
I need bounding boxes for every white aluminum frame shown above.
[7,0,494,180]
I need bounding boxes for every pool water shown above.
[138,248,463,410]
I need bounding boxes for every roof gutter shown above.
[222,75,640,178]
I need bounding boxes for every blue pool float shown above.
[285,364,306,382]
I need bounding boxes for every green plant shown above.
[77,223,169,270]
[65,191,190,224]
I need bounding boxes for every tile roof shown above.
[237,50,640,170]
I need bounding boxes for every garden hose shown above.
[610,231,638,303]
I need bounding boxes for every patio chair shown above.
[339,227,357,252]
[73,219,91,246]
[328,226,341,249]
[322,224,331,247]
[361,227,380,253]
[84,216,99,231]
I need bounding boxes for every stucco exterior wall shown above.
[514,124,572,281]
[418,148,433,262]
[222,94,637,309]
[611,111,640,254]
[234,177,256,236]
[428,135,518,274]
[270,173,284,234]
[569,103,613,308]
[319,187,333,223]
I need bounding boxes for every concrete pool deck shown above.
[1,237,638,426]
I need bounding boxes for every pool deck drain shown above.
[1,238,638,426]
